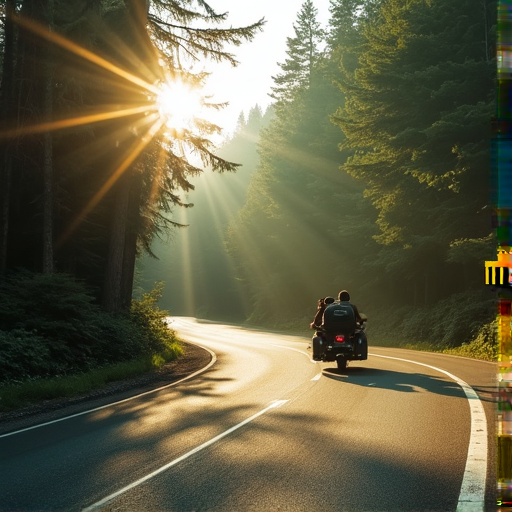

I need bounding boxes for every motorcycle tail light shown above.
[335,335,345,343]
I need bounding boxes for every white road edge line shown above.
[370,353,488,512]
[0,344,217,439]
[268,343,311,358]
[81,399,289,512]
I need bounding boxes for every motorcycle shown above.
[311,314,368,370]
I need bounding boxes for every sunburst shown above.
[155,77,203,134]
[4,13,213,245]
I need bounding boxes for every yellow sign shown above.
[485,250,512,285]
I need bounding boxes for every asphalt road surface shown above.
[0,317,497,511]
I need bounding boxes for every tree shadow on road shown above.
[1,356,497,512]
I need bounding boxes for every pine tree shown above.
[332,0,496,314]
[226,1,372,325]
[270,0,324,116]
[0,0,264,314]
[327,0,363,76]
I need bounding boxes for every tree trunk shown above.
[0,0,17,276]
[102,171,132,313]
[100,0,154,312]
[121,223,138,311]
[121,171,143,311]
[42,0,55,274]
[100,0,157,312]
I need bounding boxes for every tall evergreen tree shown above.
[327,0,363,75]
[227,1,371,326]
[331,0,496,331]
[0,0,263,314]
[270,0,324,116]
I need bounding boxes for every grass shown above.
[0,342,183,412]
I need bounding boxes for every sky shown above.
[201,1,331,136]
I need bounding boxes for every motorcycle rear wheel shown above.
[336,356,347,370]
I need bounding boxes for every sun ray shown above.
[13,13,159,95]
[56,114,166,247]
[0,105,152,138]
[9,10,218,254]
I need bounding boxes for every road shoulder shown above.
[0,341,212,436]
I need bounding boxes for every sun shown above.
[155,78,202,133]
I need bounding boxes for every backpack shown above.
[322,302,356,332]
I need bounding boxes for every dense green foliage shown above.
[223,0,497,351]
[0,271,182,384]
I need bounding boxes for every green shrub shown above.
[0,270,105,371]
[130,282,182,358]
[444,319,498,361]
[0,271,182,385]
[0,329,55,382]
[399,290,495,348]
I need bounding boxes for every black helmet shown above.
[338,290,350,302]
[324,296,335,305]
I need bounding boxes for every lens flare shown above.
[155,79,202,133]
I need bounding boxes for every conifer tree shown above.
[270,0,324,115]
[227,1,370,324]
[0,0,264,314]
[332,0,495,312]
[326,0,363,75]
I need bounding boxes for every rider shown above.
[309,296,335,330]
[337,290,364,324]
[310,296,334,360]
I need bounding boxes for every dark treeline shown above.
[0,1,263,383]
[225,0,497,347]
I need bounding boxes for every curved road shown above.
[0,317,497,511]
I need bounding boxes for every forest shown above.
[0,0,498,389]
[0,0,263,386]
[145,0,498,355]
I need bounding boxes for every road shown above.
[0,317,497,511]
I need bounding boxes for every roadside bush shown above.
[130,282,182,358]
[0,271,181,384]
[444,319,497,361]
[0,330,55,382]
[399,290,495,348]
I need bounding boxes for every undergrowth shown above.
[0,272,182,411]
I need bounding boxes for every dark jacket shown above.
[310,299,363,330]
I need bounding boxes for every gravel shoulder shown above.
[0,341,212,436]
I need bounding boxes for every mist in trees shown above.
[223,0,496,346]
[139,0,496,348]
[1,0,498,352]
[138,105,271,320]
